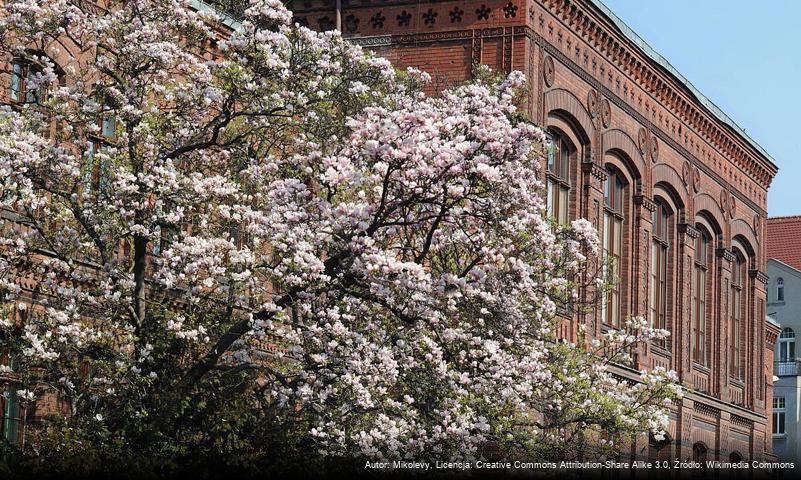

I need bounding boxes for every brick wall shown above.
[290,0,779,462]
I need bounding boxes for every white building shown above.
[766,215,801,461]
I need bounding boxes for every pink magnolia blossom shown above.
[0,0,679,462]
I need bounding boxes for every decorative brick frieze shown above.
[749,269,769,285]
[677,223,700,240]
[717,248,737,263]
[633,194,657,213]
[535,0,776,192]
[581,160,607,181]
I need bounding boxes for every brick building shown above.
[286,0,781,462]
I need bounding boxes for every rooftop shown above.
[767,216,801,272]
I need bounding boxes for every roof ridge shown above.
[768,215,801,221]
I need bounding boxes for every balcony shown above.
[774,360,801,377]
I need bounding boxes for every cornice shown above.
[526,28,768,216]
[537,0,776,190]
[300,0,774,213]
[346,24,769,217]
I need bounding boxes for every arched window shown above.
[650,199,672,342]
[731,249,746,380]
[602,167,627,328]
[546,131,572,225]
[777,277,785,302]
[779,328,795,363]
[691,227,710,365]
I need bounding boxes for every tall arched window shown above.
[692,227,710,365]
[731,249,746,380]
[602,167,626,328]
[546,131,571,225]
[777,277,785,302]
[650,199,671,341]
[779,328,795,363]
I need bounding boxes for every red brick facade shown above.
[289,0,781,462]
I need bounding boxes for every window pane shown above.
[25,68,38,103]
[650,243,657,328]
[102,114,116,138]
[559,186,569,225]
[2,389,19,444]
[10,62,22,101]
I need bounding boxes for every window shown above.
[9,61,22,102]
[692,228,709,365]
[8,59,46,104]
[649,201,670,340]
[152,225,176,256]
[1,177,14,204]
[83,93,117,194]
[777,277,785,302]
[602,168,625,328]
[779,328,795,363]
[0,302,19,445]
[774,396,786,435]
[82,140,107,192]
[1,388,20,445]
[731,251,745,379]
[546,131,571,225]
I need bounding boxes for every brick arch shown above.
[544,88,594,144]
[694,192,726,238]
[651,163,688,209]
[731,219,758,259]
[603,128,646,184]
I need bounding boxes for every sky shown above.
[599,0,800,217]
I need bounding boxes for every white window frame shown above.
[774,396,786,436]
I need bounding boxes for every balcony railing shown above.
[775,360,801,377]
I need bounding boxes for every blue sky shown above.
[600,0,800,217]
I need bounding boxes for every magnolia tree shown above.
[0,0,681,473]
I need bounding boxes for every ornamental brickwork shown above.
[289,0,780,463]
